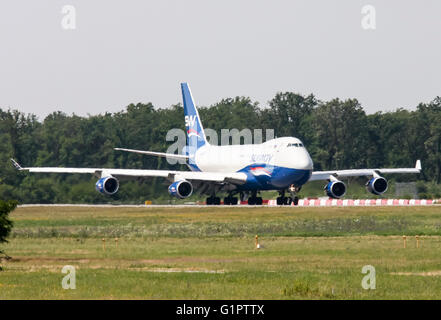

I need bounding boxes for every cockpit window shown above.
[287,143,302,147]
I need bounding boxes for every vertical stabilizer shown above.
[181,83,208,157]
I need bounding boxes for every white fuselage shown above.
[192,137,314,173]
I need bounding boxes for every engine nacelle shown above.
[168,180,193,199]
[95,176,119,195]
[366,177,388,195]
[325,180,346,199]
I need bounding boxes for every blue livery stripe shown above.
[238,163,312,190]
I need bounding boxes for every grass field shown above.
[1,205,441,299]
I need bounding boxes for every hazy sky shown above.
[0,1,440,119]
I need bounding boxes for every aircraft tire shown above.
[293,196,299,206]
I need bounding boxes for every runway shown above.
[18,199,440,208]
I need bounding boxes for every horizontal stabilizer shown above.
[114,148,189,160]
[10,158,23,170]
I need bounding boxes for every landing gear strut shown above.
[289,184,300,206]
[277,185,300,206]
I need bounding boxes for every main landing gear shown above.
[206,196,221,205]
[223,195,238,205]
[205,187,300,206]
[247,191,263,205]
[206,194,238,205]
[206,192,263,205]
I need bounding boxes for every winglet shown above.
[416,160,422,171]
[10,158,23,170]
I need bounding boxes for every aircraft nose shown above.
[297,151,314,170]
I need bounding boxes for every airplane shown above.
[11,83,422,205]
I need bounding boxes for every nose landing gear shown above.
[276,185,301,206]
[289,185,300,206]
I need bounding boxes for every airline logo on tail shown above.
[185,115,202,138]
[181,82,207,151]
[187,128,202,139]
[185,115,197,127]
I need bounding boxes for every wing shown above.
[309,160,421,181]
[10,159,247,185]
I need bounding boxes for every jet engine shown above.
[168,180,193,199]
[95,176,119,195]
[325,180,346,199]
[366,176,388,195]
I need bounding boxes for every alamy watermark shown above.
[361,5,376,30]
[361,265,376,290]
[60,5,375,32]
[61,5,76,30]
[61,265,76,289]
[165,128,275,165]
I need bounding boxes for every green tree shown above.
[418,97,441,183]
[264,92,317,143]
[311,98,368,170]
[0,200,17,264]
[199,97,262,144]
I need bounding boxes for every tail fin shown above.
[181,83,208,156]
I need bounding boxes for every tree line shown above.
[1,93,440,203]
